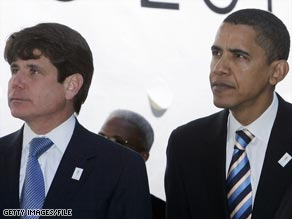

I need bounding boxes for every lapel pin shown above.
[72,167,84,181]
[278,153,292,167]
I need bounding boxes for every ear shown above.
[63,73,84,100]
[269,60,289,86]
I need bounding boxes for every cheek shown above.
[46,89,65,102]
[36,84,65,104]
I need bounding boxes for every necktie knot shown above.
[29,137,53,158]
[235,129,254,150]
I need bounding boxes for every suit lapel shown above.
[0,128,23,209]
[253,96,292,218]
[204,110,229,182]
[203,110,230,218]
[43,122,98,208]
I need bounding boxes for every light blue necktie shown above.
[227,129,254,219]
[20,137,53,219]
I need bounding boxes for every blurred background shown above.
[0,0,291,200]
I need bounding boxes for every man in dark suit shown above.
[99,109,166,219]
[165,9,291,219]
[0,23,152,219]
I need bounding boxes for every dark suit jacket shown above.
[165,95,292,219]
[151,194,165,219]
[0,121,152,219]
[274,183,292,219]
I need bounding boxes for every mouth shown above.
[211,82,235,93]
[9,97,30,103]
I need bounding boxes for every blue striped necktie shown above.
[20,137,54,219]
[227,129,254,219]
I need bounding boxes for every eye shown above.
[235,53,246,59]
[29,66,40,75]
[212,49,221,57]
[10,67,19,75]
[233,50,249,60]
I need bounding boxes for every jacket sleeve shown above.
[107,151,153,219]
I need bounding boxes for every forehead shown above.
[214,23,259,50]
[101,117,141,137]
[101,117,147,149]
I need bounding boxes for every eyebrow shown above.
[211,45,221,51]
[211,45,250,57]
[229,48,250,57]
[26,64,42,69]
[10,63,18,68]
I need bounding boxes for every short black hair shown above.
[224,8,290,63]
[4,23,94,114]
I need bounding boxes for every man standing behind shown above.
[0,23,152,219]
[165,9,291,219]
[99,109,166,219]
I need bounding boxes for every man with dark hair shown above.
[99,109,166,219]
[0,23,152,219]
[165,8,291,219]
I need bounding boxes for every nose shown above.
[211,54,231,76]
[9,71,26,89]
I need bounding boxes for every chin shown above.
[10,110,27,120]
[213,100,230,109]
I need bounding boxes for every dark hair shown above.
[224,8,290,63]
[4,23,94,114]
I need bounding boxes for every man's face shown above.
[209,23,275,114]
[8,50,70,127]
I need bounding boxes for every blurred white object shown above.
[147,78,173,111]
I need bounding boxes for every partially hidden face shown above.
[99,117,146,153]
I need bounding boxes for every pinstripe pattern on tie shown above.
[227,129,254,219]
[20,137,53,219]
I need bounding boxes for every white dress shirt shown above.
[19,115,76,198]
[226,92,278,204]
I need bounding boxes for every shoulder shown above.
[277,94,292,113]
[166,110,228,159]
[0,128,23,152]
[170,109,228,140]
[73,121,145,165]
[0,128,22,142]
[274,94,292,130]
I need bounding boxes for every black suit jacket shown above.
[151,194,165,219]
[274,183,292,219]
[165,95,292,219]
[0,121,152,219]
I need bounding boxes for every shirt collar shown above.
[228,92,278,142]
[23,114,76,153]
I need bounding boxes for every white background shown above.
[0,0,291,200]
